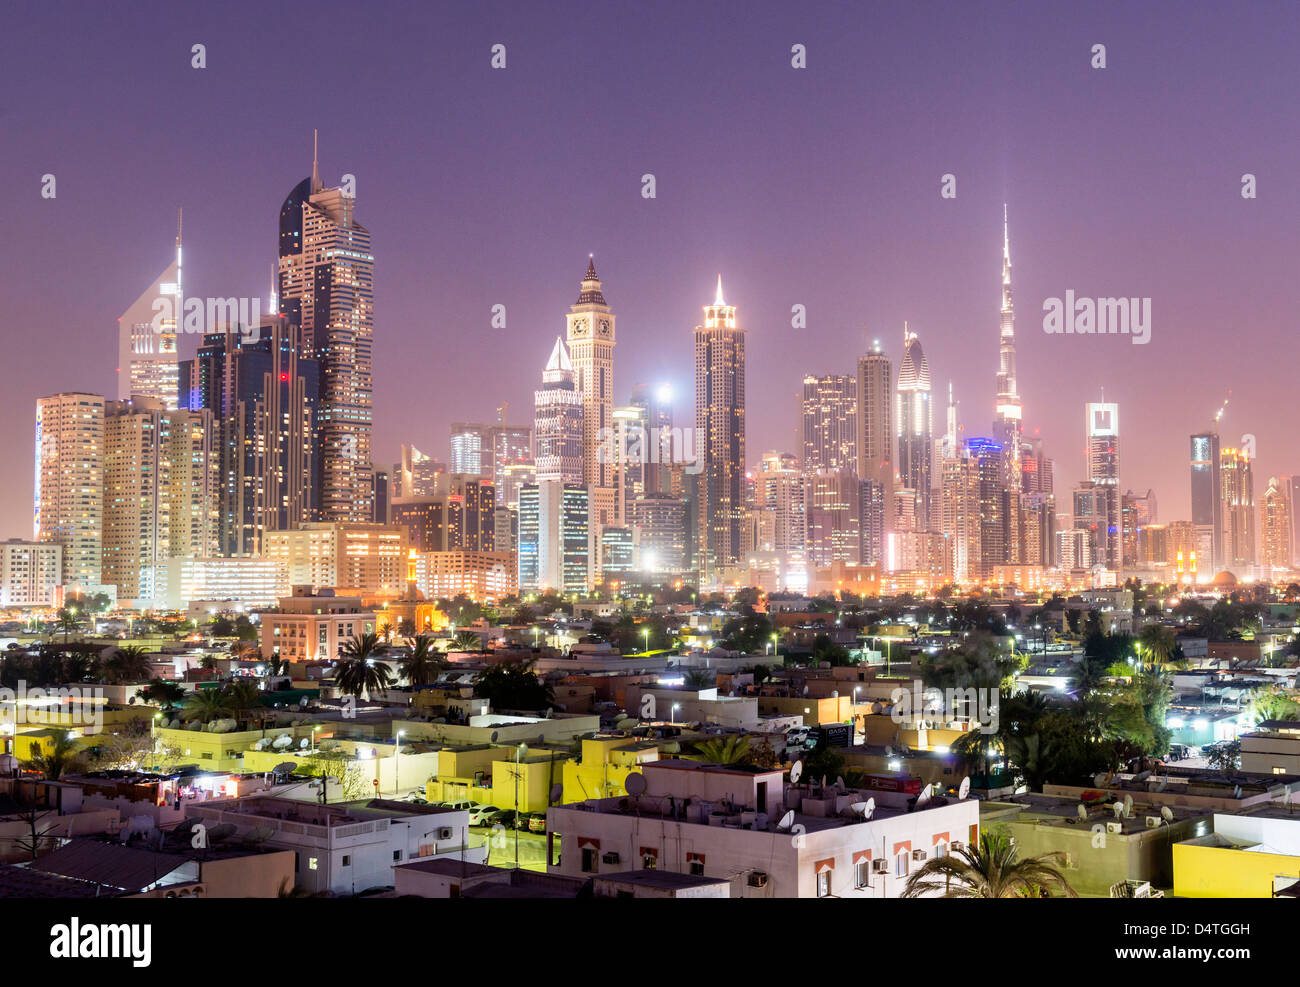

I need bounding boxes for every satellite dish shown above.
[625,773,647,797]
[820,775,828,790]
[863,797,875,819]
[272,761,298,776]
[490,731,499,742]
[549,783,564,804]
[298,738,309,749]
[1160,806,1174,822]
[1123,794,1134,817]
[958,776,971,800]
[849,801,869,815]
[835,776,845,791]
[884,745,893,757]
[915,787,931,810]
[1133,770,1152,782]
[777,810,795,831]
[870,702,883,714]
[206,822,237,843]
[1077,804,1088,820]
[790,760,803,785]
[802,685,809,696]
[1111,802,1124,819]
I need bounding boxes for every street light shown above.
[312,725,320,754]
[394,730,405,794]
[671,703,680,725]
[771,633,779,658]
[514,742,529,869]
[643,627,650,654]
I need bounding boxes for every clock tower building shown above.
[566,257,619,528]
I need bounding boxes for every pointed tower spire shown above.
[176,207,183,246]
[714,274,725,307]
[585,254,598,281]
[1002,202,1009,264]
[312,129,320,193]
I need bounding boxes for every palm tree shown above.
[1137,624,1177,668]
[222,681,264,726]
[182,687,231,724]
[335,633,393,700]
[23,731,86,781]
[902,829,1077,898]
[399,634,445,688]
[397,617,417,642]
[229,640,260,660]
[683,668,715,690]
[687,735,752,765]
[140,678,186,709]
[55,607,80,651]
[450,630,482,652]
[99,645,152,684]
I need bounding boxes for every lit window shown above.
[308,857,319,871]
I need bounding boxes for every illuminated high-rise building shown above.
[277,138,375,524]
[1085,402,1121,569]
[801,374,856,472]
[694,275,746,579]
[34,393,105,590]
[1190,431,1223,575]
[896,324,933,529]
[181,317,320,556]
[534,337,584,485]
[966,437,1004,581]
[565,257,617,525]
[102,397,218,607]
[1220,446,1255,570]
[992,206,1023,497]
[856,338,893,549]
[118,212,182,409]
[1261,476,1293,570]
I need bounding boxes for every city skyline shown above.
[4,1,1297,540]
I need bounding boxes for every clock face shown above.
[571,318,587,335]
[598,319,611,336]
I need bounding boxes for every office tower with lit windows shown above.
[565,258,618,527]
[1190,431,1223,575]
[182,318,320,556]
[1220,446,1255,570]
[1121,488,1157,568]
[629,382,674,497]
[1085,402,1121,569]
[0,540,63,607]
[119,213,182,409]
[753,451,807,557]
[263,522,407,596]
[34,392,105,590]
[896,325,933,529]
[102,397,218,607]
[535,337,585,486]
[277,146,375,524]
[392,445,445,499]
[1261,477,1293,570]
[856,339,893,539]
[630,493,691,577]
[964,437,1004,580]
[803,468,867,568]
[941,448,980,584]
[449,423,491,476]
[694,276,746,580]
[801,375,857,472]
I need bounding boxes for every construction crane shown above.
[1212,392,1231,432]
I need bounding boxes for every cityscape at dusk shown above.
[1,0,1297,953]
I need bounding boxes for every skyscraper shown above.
[966,437,1005,580]
[896,324,933,529]
[992,206,1023,493]
[1220,445,1255,571]
[565,257,617,524]
[118,212,182,409]
[856,338,893,550]
[102,397,218,606]
[534,337,584,485]
[1085,402,1121,569]
[801,374,856,472]
[182,317,321,556]
[694,275,746,580]
[1190,431,1223,576]
[1261,476,1293,570]
[34,393,105,590]
[277,141,375,524]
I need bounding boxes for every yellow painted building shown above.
[562,737,660,803]
[1174,835,1300,898]
[150,723,318,772]
[755,694,853,726]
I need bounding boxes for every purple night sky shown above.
[2,0,1297,536]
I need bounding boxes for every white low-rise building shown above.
[546,759,979,898]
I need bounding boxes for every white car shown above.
[468,804,498,826]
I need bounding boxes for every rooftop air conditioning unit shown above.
[949,840,965,851]
[912,849,927,861]
[748,871,769,888]
[1145,816,1161,828]
[437,827,453,840]
[602,851,621,864]
[1106,821,1122,835]
[872,859,889,874]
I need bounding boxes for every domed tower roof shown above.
[897,324,931,393]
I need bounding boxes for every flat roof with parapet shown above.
[595,869,731,890]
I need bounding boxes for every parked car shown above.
[526,812,547,833]
[468,804,498,826]
[443,800,476,812]
[487,809,520,829]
